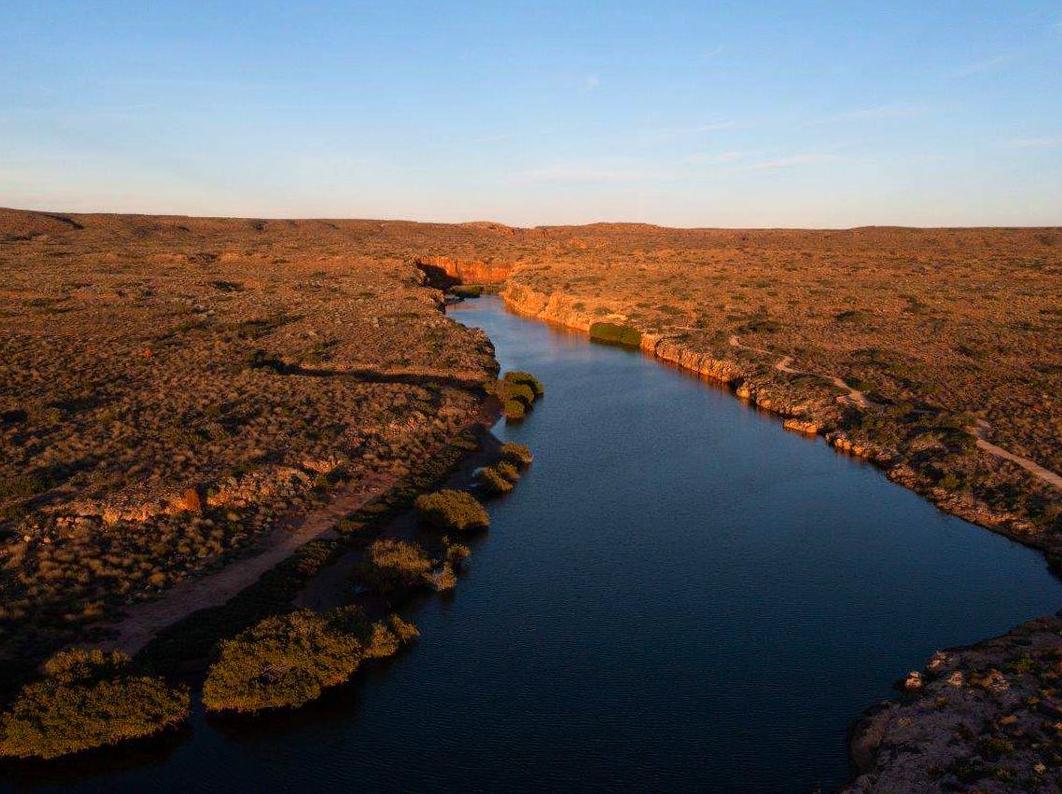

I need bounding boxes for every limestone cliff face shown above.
[502,282,595,331]
[415,255,512,285]
[654,339,744,386]
[502,281,871,452]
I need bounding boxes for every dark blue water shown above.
[9,297,1060,792]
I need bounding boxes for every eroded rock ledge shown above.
[847,613,1062,793]
[501,281,1062,569]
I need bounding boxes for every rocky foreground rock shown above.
[848,613,1062,793]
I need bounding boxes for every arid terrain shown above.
[0,208,505,669]
[2,208,1061,785]
[497,225,1062,558]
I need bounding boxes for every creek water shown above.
[9,297,1061,792]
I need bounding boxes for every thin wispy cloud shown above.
[687,151,744,164]
[744,154,840,171]
[651,121,738,137]
[473,133,514,144]
[954,54,1011,77]
[583,75,601,91]
[808,104,930,125]
[509,163,667,184]
[1006,136,1062,149]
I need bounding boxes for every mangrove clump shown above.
[360,538,436,592]
[414,489,489,532]
[0,648,189,760]
[499,442,534,466]
[503,370,545,397]
[589,321,642,348]
[488,370,544,422]
[202,607,416,714]
[477,461,521,495]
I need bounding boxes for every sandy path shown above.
[728,335,870,408]
[728,335,1060,490]
[101,471,396,656]
[973,420,1062,489]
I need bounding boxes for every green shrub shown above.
[414,489,489,531]
[0,648,189,759]
[362,614,420,658]
[503,399,526,420]
[499,442,534,466]
[361,538,435,592]
[203,606,377,713]
[503,370,544,396]
[495,461,520,482]
[938,472,963,491]
[477,466,514,494]
[589,321,642,347]
[0,471,53,501]
[450,285,483,298]
[505,382,536,407]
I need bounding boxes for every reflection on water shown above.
[7,297,1059,793]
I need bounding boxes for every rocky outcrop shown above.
[502,282,596,331]
[847,613,1062,793]
[783,418,820,435]
[654,339,744,386]
[502,282,838,431]
[415,255,512,286]
[501,277,1054,562]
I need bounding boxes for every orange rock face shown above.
[415,255,512,285]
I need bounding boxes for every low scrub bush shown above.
[503,370,544,397]
[477,465,514,494]
[504,399,526,420]
[589,322,642,347]
[450,285,483,298]
[360,538,435,592]
[0,648,189,759]
[499,442,534,466]
[203,606,415,713]
[414,489,489,532]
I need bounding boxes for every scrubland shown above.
[498,224,1062,565]
[0,209,502,663]
[2,208,1059,778]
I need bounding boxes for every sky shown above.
[2,1,1061,227]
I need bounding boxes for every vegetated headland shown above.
[0,208,1060,787]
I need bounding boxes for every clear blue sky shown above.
[2,1,1060,226]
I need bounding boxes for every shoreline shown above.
[128,396,502,677]
[493,283,1062,790]
[102,402,498,658]
[499,282,1062,571]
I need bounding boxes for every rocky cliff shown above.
[415,255,512,286]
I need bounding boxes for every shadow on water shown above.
[0,725,191,790]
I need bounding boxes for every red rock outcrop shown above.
[415,255,512,285]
